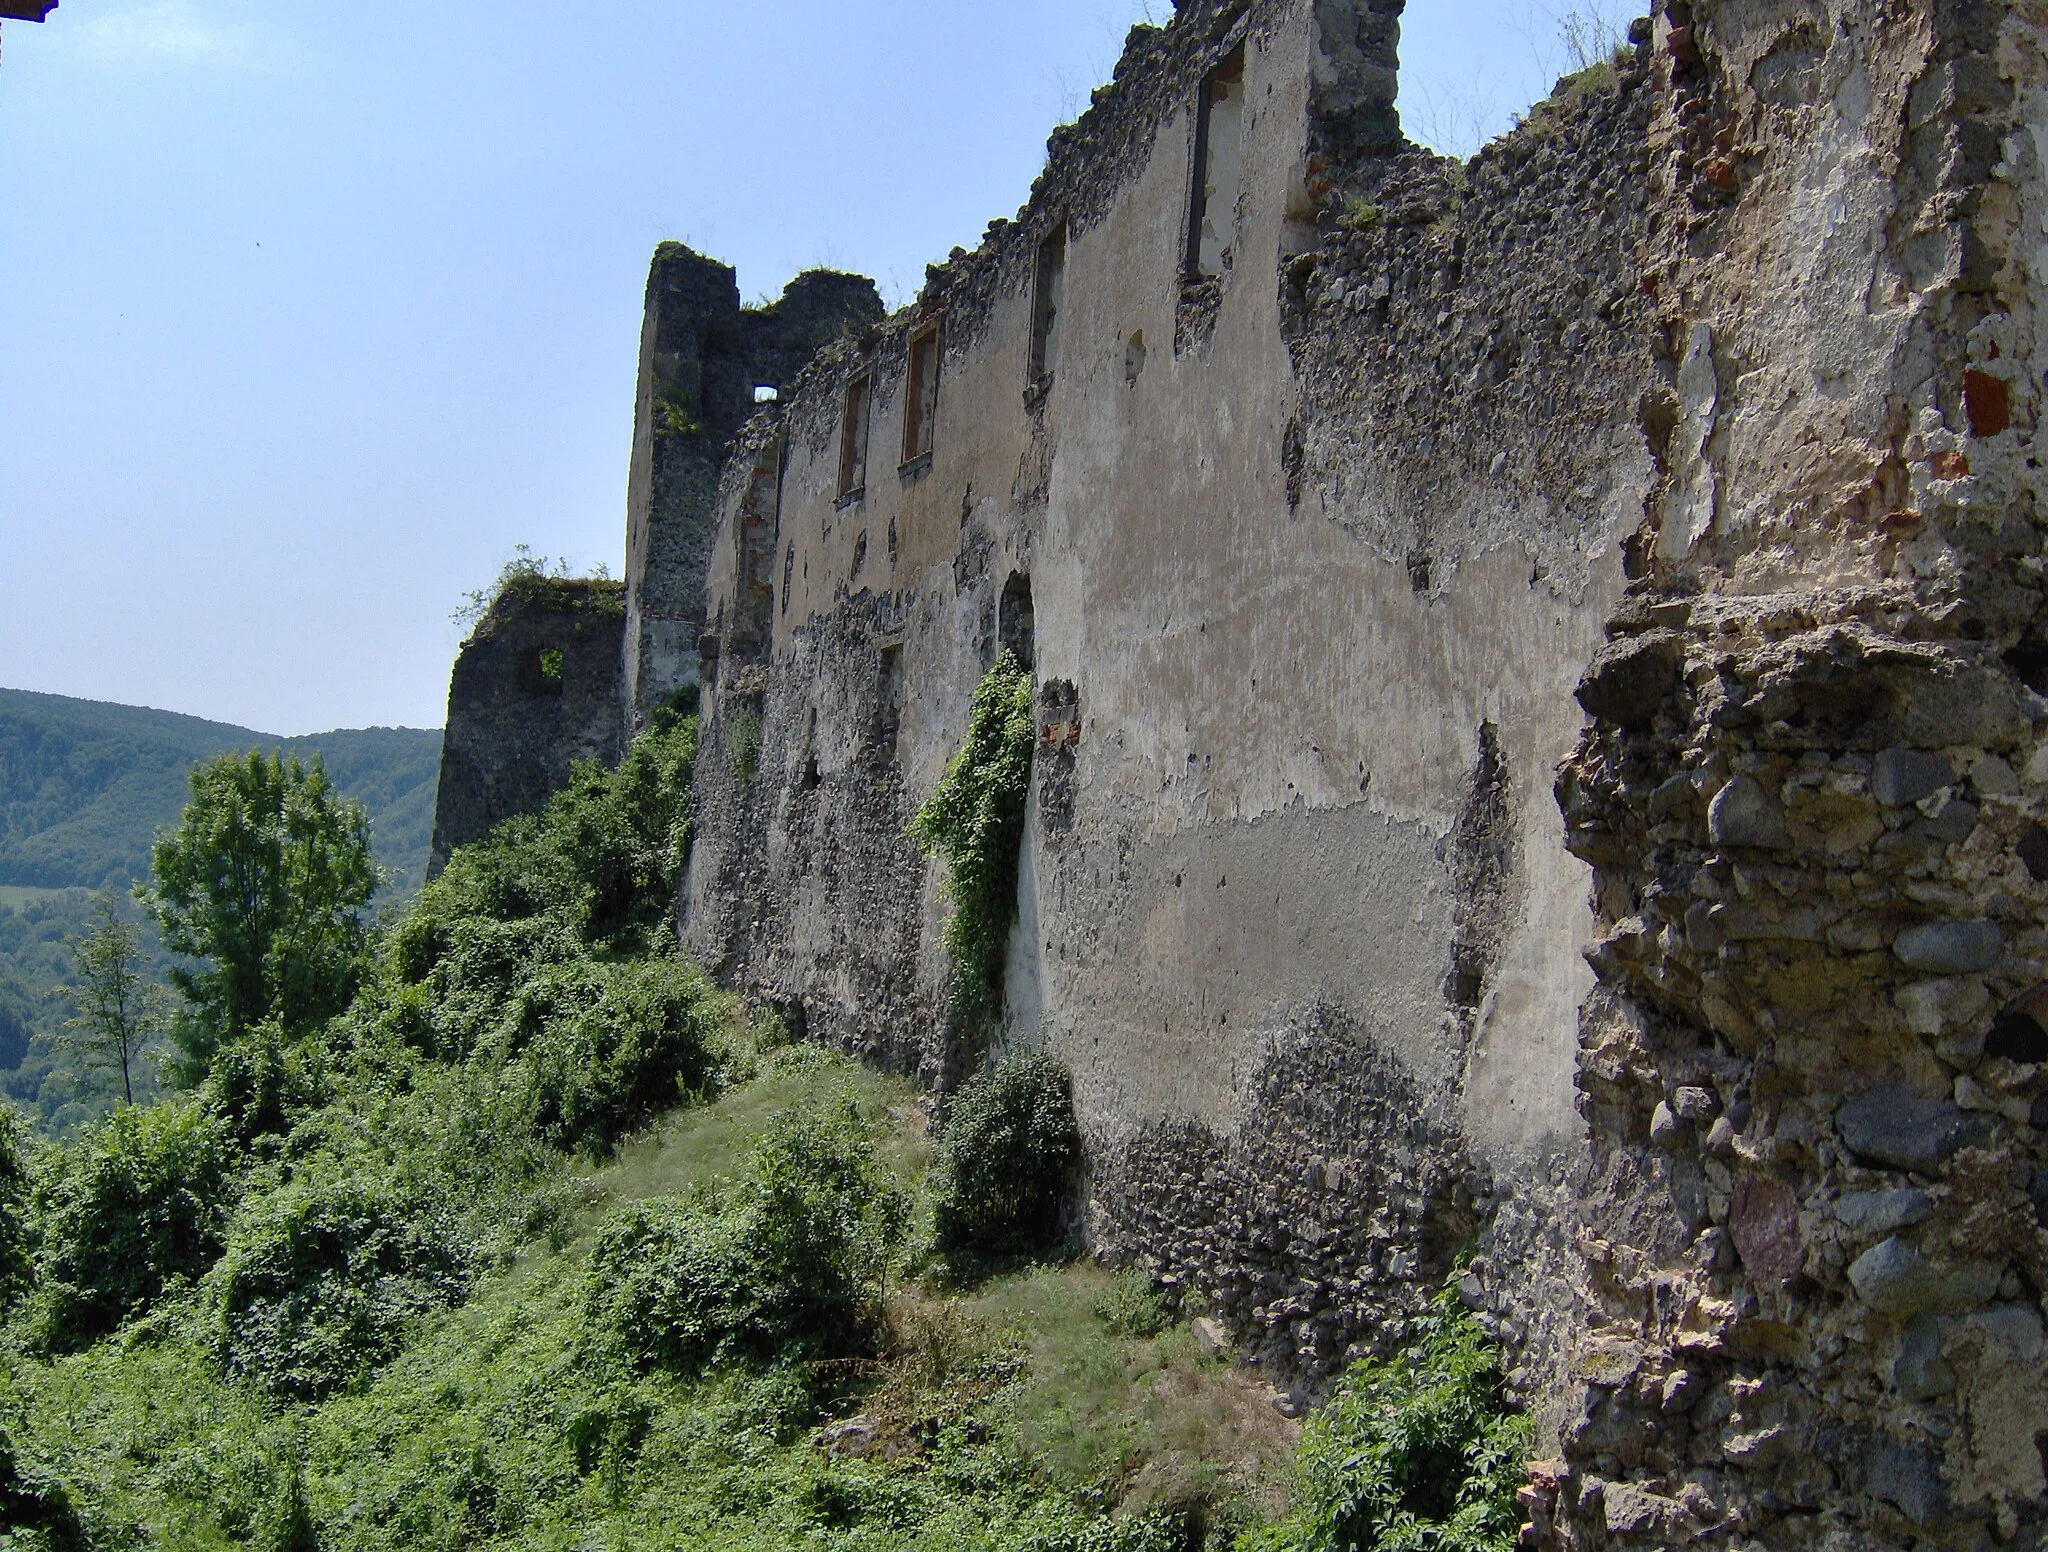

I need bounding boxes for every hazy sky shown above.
[0,0,1619,735]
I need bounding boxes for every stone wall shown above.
[428,577,626,875]
[1531,0,2048,1544]
[680,0,1619,1411]
[639,0,2048,1539]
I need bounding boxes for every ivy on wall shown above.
[909,653,1035,1033]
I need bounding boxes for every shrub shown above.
[931,1054,1079,1260]
[200,1018,330,1147]
[31,1103,234,1349]
[587,1092,906,1372]
[910,652,1036,1032]
[209,1172,476,1402]
[498,956,722,1155]
[1251,1288,1532,1552]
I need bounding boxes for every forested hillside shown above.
[0,689,442,1130]
[0,689,440,896]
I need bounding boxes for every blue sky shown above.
[0,0,1625,735]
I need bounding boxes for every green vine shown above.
[909,653,1036,1033]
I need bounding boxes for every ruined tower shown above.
[620,245,882,729]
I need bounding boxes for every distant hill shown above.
[0,689,443,1131]
[0,687,442,900]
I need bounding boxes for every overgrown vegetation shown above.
[0,683,1531,1547]
[1251,1288,1532,1552]
[932,1053,1080,1265]
[910,652,1037,1032]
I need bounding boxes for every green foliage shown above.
[0,1425,84,1550]
[208,1170,477,1402]
[29,1102,233,1349]
[0,1107,36,1303]
[1249,1289,1532,1552]
[910,653,1037,1031]
[726,708,763,782]
[0,687,439,899]
[1093,1270,1172,1340]
[495,956,722,1155]
[142,749,376,1078]
[587,1089,907,1373]
[932,1054,1079,1262]
[1339,196,1382,229]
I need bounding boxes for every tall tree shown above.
[140,750,375,1079]
[61,890,161,1106]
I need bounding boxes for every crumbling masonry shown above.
[436,0,2048,1541]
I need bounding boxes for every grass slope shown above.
[9,1052,1296,1549]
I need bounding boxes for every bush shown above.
[931,1054,1079,1261]
[910,653,1036,1032]
[31,1103,234,1349]
[587,1092,906,1372]
[1251,1288,1531,1552]
[209,1172,477,1401]
[498,955,722,1155]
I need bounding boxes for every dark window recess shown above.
[887,517,899,566]
[800,710,821,792]
[519,644,566,696]
[1029,226,1066,391]
[878,645,904,757]
[782,543,795,616]
[1185,46,1246,279]
[903,325,941,466]
[838,372,871,499]
[852,530,868,580]
[1000,572,1036,671]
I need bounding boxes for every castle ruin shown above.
[436,0,2048,1542]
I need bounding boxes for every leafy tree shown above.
[60,889,163,1105]
[910,653,1036,1032]
[587,1090,907,1373]
[209,1170,476,1402]
[141,750,375,1079]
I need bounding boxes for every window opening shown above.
[521,643,566,696]
[1186,47,1246,279]
[782,543,795,616]
[838,372,871,499]
[903,325,941,466]
[878,645,904,758]
[1029,226,1067,390]
[753,384,779,403]
[999,572,1036,671]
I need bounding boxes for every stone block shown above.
[1873,748,1954,807]
[1708,776,1790,849]
[1576,631,1684,726]
[1835,1086,1992,1171]
[1835,1188,1934,1237]
[1892,919,2003,975]
[1847,1236,2002,1315]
